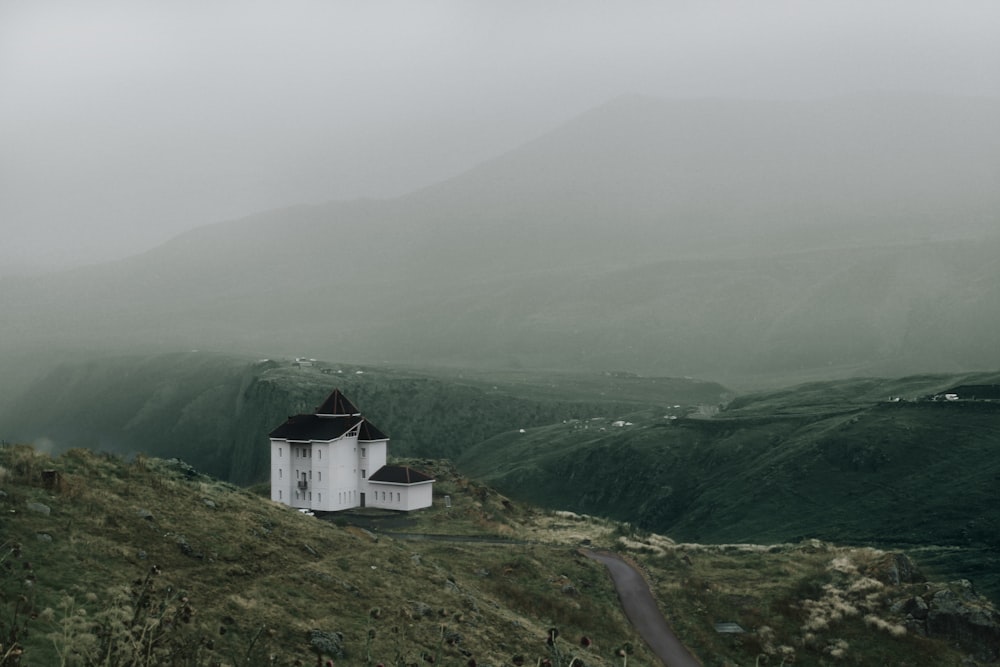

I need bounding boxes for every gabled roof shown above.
[368,465,434,485]
[315,389,361,416]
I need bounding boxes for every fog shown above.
[2,1,998,274]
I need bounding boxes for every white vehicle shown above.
[297,508,315,517]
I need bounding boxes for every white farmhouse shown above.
[269,389,434,512]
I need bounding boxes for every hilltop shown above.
[2,444,999,665]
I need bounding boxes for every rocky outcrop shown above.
[891,580,1000,662]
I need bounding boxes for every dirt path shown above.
[584,550,701,667]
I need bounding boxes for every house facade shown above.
[269,389,434,512]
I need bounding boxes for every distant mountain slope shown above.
[458,371,1000,600]
[0,352,729,484]
[1,93,998,384]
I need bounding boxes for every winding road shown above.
[340,513,701,665]
[584,550,701,667]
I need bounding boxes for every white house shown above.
[269,389,435,512]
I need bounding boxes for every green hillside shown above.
[0,352,729,485]
[2,444,998,666]
[458,372,1000,602]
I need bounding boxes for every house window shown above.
[279,447,282,457]
[382,491,386,501]
[318,493,321,502]
[318,450,322,460]
[361,447,366,458]
[361,470,366,479]
[279,469,282,479]
[295,491,299,500]
[309,471,312,480]
[318,472,321,481]
[397,493,400,502]
[309,492,312,500]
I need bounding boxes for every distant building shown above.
[269,389,434,512]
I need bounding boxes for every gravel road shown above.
[585,550,701,667]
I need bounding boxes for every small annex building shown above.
[269,389,435,512]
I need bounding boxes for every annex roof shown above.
[368,465,434,485]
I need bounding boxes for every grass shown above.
[458,378,1000,604]
[631,540,976,666]
[0,446,644,666]
[1,445,996,666]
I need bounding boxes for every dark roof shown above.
[368,465,434,484]
[269,389,389,441]
[269,414,359,441]
[315,389,361,416]
[357,420,388,442]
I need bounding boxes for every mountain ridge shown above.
[1,92,998,389]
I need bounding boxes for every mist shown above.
[2,1,998,273]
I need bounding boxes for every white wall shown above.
[330,434,358,510]
[271,430,432,513]
[270,439,293,505]
[405,481,434,511]
[368,481,434,511]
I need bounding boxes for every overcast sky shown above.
[2,1,998,274]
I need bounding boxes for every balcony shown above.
[297,480,308,490]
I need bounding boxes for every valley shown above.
[2,351,998,610]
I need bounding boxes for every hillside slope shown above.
[0,352,729,484]
[458,372,1000,601]
[1,93,998,385]
[2,445,998,665]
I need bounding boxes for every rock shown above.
[136,508,154,521]
[176,536,204,559]
[561,584,578,596]
[202,499,216,508]
[891,595,929,620]
[35,533,52,542]
[926,582,1000,661]
[869,552,923,585]
[26,502,50,515]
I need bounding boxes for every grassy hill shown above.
[2,444,998,666]
[0,352,730,485]
[458,372,1000,603]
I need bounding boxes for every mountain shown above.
[1,93,999,394]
